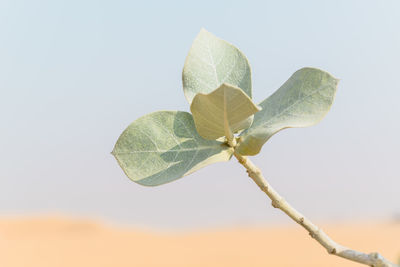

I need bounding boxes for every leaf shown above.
[182,28,252,104]
[190,83,261,141]
[236,68,339,156]
[112,111,234,186]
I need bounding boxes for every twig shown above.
[234,153,399,267]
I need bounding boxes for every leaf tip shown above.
[197,28,214,39]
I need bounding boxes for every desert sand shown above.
[0,216,399,267]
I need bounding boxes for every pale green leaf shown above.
[190,83,260,141]
[182,28,252,103]
[112,111,233,186]
[236,68,339,156]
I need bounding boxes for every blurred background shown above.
[1,1,399,266]
[1,0,399,229]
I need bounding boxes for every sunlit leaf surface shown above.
[237,68,338,156]
[183,29,252,103]
[190,83,260,140]
[112,111,233,186]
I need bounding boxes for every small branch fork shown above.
[234,153,399,267]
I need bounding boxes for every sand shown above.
[0,217,399,267]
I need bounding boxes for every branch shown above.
[234,153,399,267]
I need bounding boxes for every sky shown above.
[0,0,399,229]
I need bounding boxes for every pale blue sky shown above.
[1,0,399,228]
